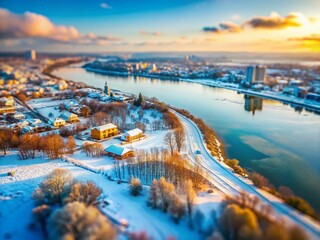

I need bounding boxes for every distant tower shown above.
[152,63,157,72]
[246,65,267,85]
[246,66,256,85]
[185,54,189,62]
[26,49,36,61]
[104,81,110,95]
[255,65,266,83]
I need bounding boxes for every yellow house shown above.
[120,128,143,142]
[91,123,118,140]
[60,111,79,123]
[49,117,66,128]
[0,106,15,115]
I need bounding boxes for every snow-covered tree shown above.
[158,177,175,212]
[148,179,159,208]
[184,179,196,228]
[168,192,186,223]
[174,127,185,153]
[48,202,117,240]
[64,181,102,206]
[129,178,143,196]
[33,168,72,206]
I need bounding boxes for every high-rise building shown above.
[26,50,36,60]
[246,66,256,85]
[255,65,266,83]
[104,81,110,95]
[245,65,267,85]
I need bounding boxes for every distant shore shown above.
[85,66,320,112]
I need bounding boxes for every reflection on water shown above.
[53,66,320,211]
[244,95,263,115]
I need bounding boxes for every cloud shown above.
[288,34,320,51]
[203,12,309,34]
[219,22,242,33]
[203,22,242,34]
[139,31,163,36]
[100,3,112,9]
[203,26,220,33]
[232,15,241,20]
[0,8,120,45]
[309,16,320,23]
[244,12,303,29]
[288,34,320,43]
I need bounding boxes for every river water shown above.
[53,65,320,211]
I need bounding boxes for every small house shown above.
[120,128,143,142]
[105,144,134,159]
[91,123,118,140]
[27,118,42,126]
[13,113,25,120]
[34,123,48,133]
[49,117,66,128]
[60,111,79,123]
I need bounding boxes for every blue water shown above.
[54,65,320,211]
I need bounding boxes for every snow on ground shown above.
[0,152,68,240]
[70,130,170,173]
[0,152,217,240]
[27,98,74,109]
[35,106,61,119]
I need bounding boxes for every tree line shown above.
[112,148,211,190]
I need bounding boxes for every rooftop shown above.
[93,123,117,131]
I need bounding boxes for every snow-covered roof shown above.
[105,144,132,156]
[60,111,77,119]
[48,117,65,124]
[123,128,142,137]
[13,113,25,118]
[93,123,117,132]
[27,118,42,125]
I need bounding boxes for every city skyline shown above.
[0,0,320,53]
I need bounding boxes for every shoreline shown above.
[85,66,320,112]
[48,61,320,221]
[45,60,227,161]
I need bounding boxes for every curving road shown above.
[173,110,320,239]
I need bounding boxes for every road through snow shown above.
[174,111,320,239]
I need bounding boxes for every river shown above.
[53,64,320,211]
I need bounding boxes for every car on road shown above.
[195,150,201,154]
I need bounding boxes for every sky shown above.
[0,0,319,53]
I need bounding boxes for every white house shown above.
[120,128,143,142]
[49,117,66,128]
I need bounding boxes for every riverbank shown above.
[43,58,85,79]
[46,61,227,164]
[85,66,320,112]
[52,61,320,214]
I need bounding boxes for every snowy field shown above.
[0,152,223,240]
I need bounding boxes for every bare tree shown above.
[66,136,76,154]
[91,112,111,126]
[19,133,41,159]
[184,179,196,228]
[148,179,159,208]
[164,132,176,156]
[0,128,14,155]
[83,142,104,157]
[174,127,185,153]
